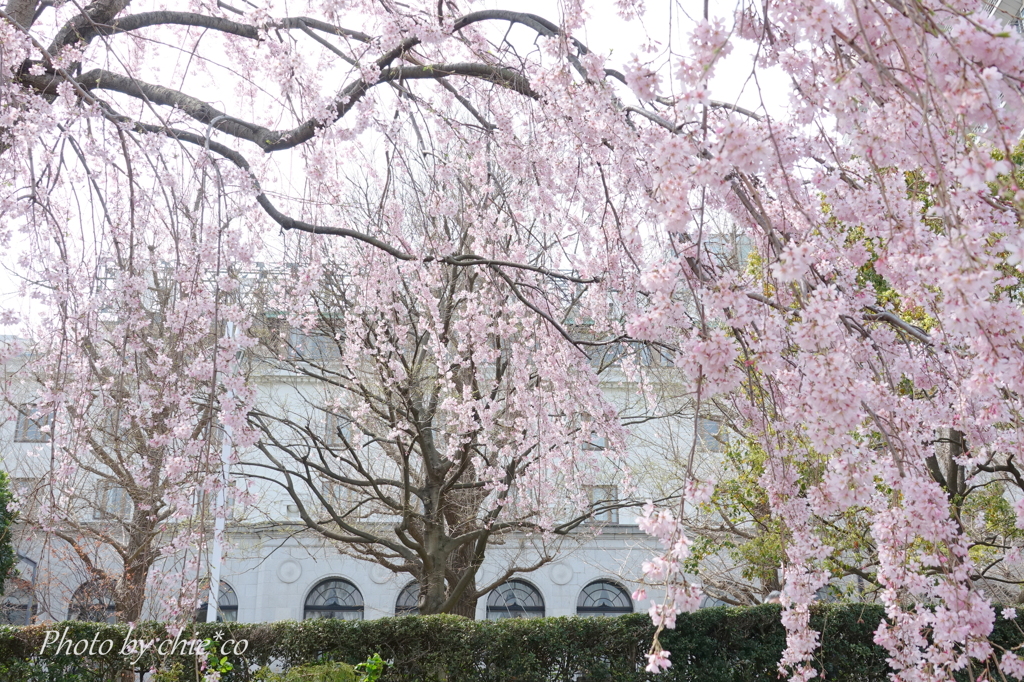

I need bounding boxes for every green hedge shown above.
[0,604,1017,681]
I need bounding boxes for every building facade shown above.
[0,339,705,625]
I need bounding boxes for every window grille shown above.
[325,412,353,445]
[586,485,619,524]
[195,581,239,622]
[68,580,117,623]
[14,406,50,443]
[303,579,364,620]
[576,580,633,617]
[94,483,132,520]
[485,580,544,620]
[0,578,36,625]
[395,581,420,616]
[289,330,337,362]
[698,418,726,453]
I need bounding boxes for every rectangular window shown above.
[94,483,132,520]
[14,407,51,443]
[101,409,137,447]
[325,412,353,446]
[704,236,731,263]
[736,234,754,269]
[255,315,286,355]
[289,330,337,362]
[317,477,352,511]
[704,232,755,271]
[586,343,627,371]
[587,485,619,524]
[195,486,237,518]
[639,345,675,367]
[12,478,41,517]
[698,418,725,453]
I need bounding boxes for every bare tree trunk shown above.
[117,518,157,622]
[420,526,450,614]
[447,540,479,618]
[118,563,149,622]
[450,583,478,618]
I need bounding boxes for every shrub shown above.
[0,472,18,595]
[256,661,357,682]
[0,604,1018,681]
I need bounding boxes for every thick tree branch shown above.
[96,11,373,43]
[48,0,130,53]
[3,0,37,29]
[24,62,534,153]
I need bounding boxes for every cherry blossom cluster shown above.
[3,0,1024,675]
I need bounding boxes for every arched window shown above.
[701,594,727,608]
[486,580,544,620]
[0,578,37,625]
[395,581,420,616]
[304,578,364,620]
[68,580,117,623]
[195,581,239,622]
[576,580,633,617]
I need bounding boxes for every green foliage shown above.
[908,147,1024,307]
[354,653,385,682]
[0,471,19,596]
[698,441,786,586]
[152,663,187,682]
[700,441,876,594]
[1,606,1022,681]
[256,661,357,682]
[963,481,1024,568]
[205,637,235,676]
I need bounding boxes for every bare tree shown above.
[6,257,239,622]
[242,159,638,617]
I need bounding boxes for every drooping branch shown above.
[49,111,601,295]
